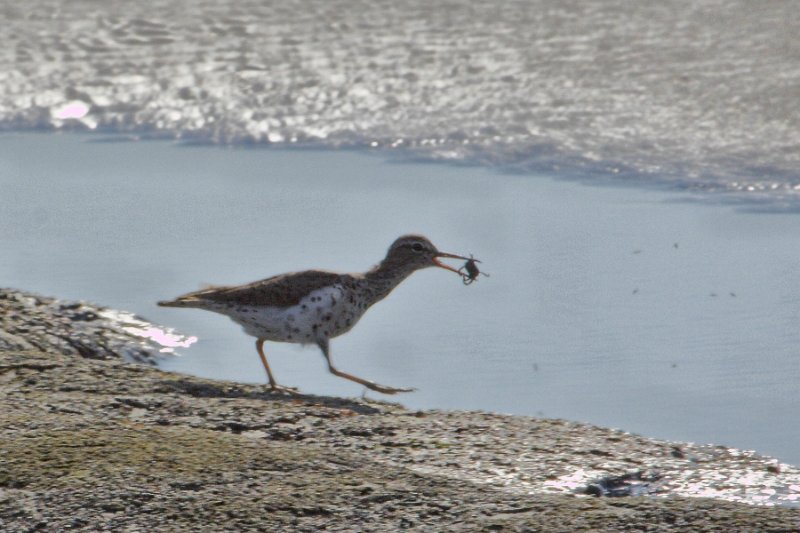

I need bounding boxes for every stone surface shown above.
[2,288,799,530]
[2,348,799,532]
[0,288,193,365]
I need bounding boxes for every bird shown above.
[158,235,470,395]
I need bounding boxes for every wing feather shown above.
[160,270,343,309]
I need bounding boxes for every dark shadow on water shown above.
[582,470,663,498]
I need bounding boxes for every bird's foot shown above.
[364,382,416,395]
[266,383,300,395]
[325,365,416,395]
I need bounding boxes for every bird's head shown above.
[384,235,469,274]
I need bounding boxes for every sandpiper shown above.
[158,235,471,394]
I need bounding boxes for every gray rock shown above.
[0,288,193,365]
[2,289,800,531]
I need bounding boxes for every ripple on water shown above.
[0,0,798,203]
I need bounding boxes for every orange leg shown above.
[316,339,415,395]
[256,338,298,394]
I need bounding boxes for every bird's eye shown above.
[411,242,424,252]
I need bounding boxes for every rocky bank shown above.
[1,289,799,531]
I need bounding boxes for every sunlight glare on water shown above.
[1,1,798,203]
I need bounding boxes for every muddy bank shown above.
[1,289,800,531]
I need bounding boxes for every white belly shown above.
[226,285,364,344]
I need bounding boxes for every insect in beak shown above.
[458,254,489,285]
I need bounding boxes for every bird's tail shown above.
[157,296,206,308]
[159,284,226,309]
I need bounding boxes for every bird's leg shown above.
[256,338,298,394]
[316,339,415,395]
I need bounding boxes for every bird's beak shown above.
[433,251,470,274]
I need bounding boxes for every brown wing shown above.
[168,270,343,309]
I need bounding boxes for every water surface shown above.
[2,0,799,201]
[2,132,798,466]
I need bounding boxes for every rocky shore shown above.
[0,288,195,365]
[1,289,799,531]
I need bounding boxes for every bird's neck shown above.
[362,260,418,304]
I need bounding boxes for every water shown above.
[1,132,799,471]
[1,0,798,203]
[1,0,799,476]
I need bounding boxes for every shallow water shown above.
[2,132,799,468]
